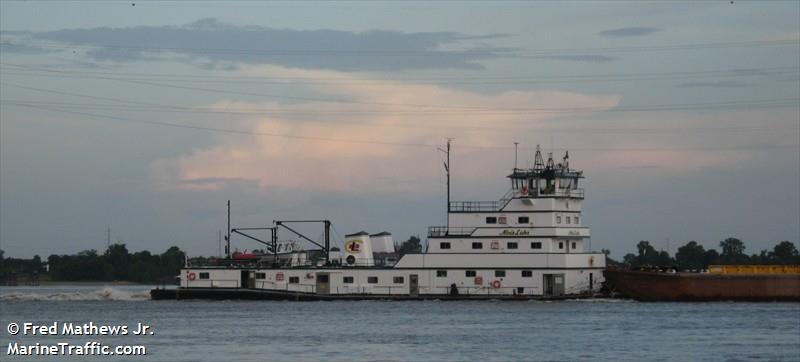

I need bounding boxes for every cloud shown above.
[30,18,516,71]
[149,65,620,194]
[532,54,615,63]
[0,35,51,54]
[598,27,662,37]
[678,80,752,88]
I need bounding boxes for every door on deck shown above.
[241,270,255,289]
[316,273,330,295]
[409,274,419,296]
[543,274,565,297]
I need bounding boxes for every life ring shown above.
[520,186,528,196]
[187,272,196,281]
[491,280,502,289]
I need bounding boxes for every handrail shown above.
[428,226,475,237]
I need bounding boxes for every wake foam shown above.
[0,287,151,302]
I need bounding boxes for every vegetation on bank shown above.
[1,237,797,282]
[0,244,185,283]
[609,238,799,270]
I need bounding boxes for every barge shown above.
[152,143,607,301]
[604,266,800,302]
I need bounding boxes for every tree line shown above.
[0,244,185,283]
[613,238,799,270]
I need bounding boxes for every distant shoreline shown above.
[1,281,147,286]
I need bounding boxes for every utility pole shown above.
[218,230,222,258]
[513,142,519,170]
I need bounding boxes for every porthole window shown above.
[393,276,404,284]
[440,242,451,249]
[199,272,210,280]
[343,276,354,284]
[518,216,530,224]
[465,270,476,277]
[531,242,542,249]
[367,276,379,284]
[559,242,564,249]
[522,270,533,277]
[436,270,447,277]
[508,242,518,249]
[486,217,497,224]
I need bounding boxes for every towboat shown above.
[151,144,607,301]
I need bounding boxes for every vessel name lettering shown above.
[500,229,530,236]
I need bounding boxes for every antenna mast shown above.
[226,200,231,259]
[533,144,545,171]
[513,142,519,170]
[438,139,453,228]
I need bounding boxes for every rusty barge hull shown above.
[604,269,800,302]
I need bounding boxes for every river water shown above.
[1,285,798,361]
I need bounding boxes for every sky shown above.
[0,0,798,259]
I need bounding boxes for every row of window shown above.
[484,215,581,225]
[556,215,579,224]
[439,270,533,278]
[342,276,405,284]
[441,241,544,249]
[486,216,529,224]
[200,270,542,283]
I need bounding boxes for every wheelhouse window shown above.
[255,273,266,279]
[465,270,476,277]
[507,242,518,249]
[522,270,533,277]
[572,242,577,250]
[436,270,448,277]
[486,217,497,224]
[566,216,571,224]
[367,276,379,284]
[393,276,404,284]
[343,276,354,284]
[556,216,562,224]
[199,272,210,280]
[289,276,300,284]
[440,242,451,249]
[531,242,542,249]
[472,242,483,249]
[559,242,564,249]
[575,216,580,224]
[495,270,506,277]
[518,216,529,224]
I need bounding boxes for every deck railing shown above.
[427,226,475,237]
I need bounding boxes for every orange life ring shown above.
[491,280,502,289]
[187,272,196,281]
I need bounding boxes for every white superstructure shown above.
[181,145,606,299]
